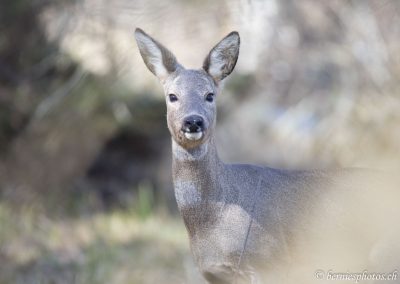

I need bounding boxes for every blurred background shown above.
[0,0,399,283]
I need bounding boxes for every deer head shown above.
[135,28,240,150]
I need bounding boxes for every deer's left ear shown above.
[203,31,240,82]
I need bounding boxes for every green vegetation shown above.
[0,203,191,284]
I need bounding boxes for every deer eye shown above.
[205,93,214,103]
[168,94,178,102]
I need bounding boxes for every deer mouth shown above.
[183,130,203,141]
[181,115,205,141]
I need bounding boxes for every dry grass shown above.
[0,204,201,284]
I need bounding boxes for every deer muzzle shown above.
[182,115,204,141]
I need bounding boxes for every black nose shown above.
[183,115,204,133]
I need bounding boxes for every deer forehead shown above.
[164,69,216,96]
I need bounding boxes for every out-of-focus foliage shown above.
[0,0,399,283]
[0,203,193,284]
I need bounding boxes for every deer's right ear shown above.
[135,28,180,81]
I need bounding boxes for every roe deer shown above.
[134,28,400,284]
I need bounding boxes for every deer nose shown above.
[183,115,204,133]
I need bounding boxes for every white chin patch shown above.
[184,132,203,141]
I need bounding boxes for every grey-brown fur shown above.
[134,29,400,284]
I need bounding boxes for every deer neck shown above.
[172,137,224,212]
